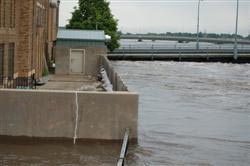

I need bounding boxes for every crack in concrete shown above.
[73,91,79,144]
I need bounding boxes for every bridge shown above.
[121,34,250,45]
[108,46,250,63]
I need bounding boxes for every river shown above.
[112,61,250,166]
[0,61,249,165]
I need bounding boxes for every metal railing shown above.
[0,76,36,89]
[15,77,36,89]
[120,34,250,45]
[116,44,250,50]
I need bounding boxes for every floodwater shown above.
[112,61,250,166]
[1,61,250,166]
[0,140,121,165]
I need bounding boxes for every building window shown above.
[37,2,46,27]
[10,0,15,28]
[0,44,4,84]
[3,0,7,27]
[0,0,3,27]
[8,43,14,79]
[0,0,15,28]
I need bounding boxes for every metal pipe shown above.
[234,0,239,60]
[117,128,130,166]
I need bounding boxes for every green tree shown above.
[66,0,119,51]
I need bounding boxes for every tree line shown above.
[122,32,250,40]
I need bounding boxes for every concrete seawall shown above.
[100,56,128,91]
[0,89,138,142]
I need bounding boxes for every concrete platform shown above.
[37,75,103,91]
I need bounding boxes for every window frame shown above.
[10,0,15,28]
[0,0,2,27]
[0,44,4,84]
[1,0,15,28]
[8,43,14,79]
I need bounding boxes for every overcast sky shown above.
[59,0,250,36]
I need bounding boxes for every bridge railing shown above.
[117,44,250,50]
[120,35,250,45]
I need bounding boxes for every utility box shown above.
[55,28,108,77]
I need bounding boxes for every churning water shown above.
[112,61,250,166]
[0,61,250,166]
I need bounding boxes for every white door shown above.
[70,50,85,74]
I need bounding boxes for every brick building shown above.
[0,0,60,88]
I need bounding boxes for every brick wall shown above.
[0,0,60,87]
[17,0,34,77]
[0,0,18,87]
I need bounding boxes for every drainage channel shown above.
[117,128,130,166]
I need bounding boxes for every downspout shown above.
[31,0,36,78]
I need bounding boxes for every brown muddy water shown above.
[0,140,121,165]
[1,61,250,166]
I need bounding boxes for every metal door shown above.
[70,49,85,74]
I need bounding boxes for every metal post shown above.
[151,45,154,60]
[179,47,181,61]
[234,0,239,60]
[196,0,202,50]
[117,128,130,166]
[122,47,125,59]
[206,47,209,60]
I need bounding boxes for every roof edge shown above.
[58,28,105,33]
[57,38,106,42]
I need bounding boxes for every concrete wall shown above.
[100,56,128,91]
[55,45,107,77]
[0,89,138,141]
